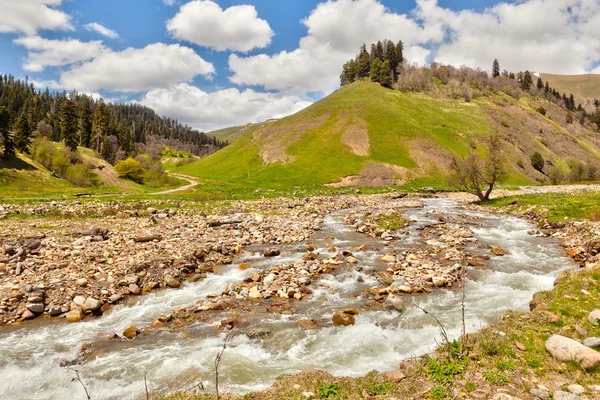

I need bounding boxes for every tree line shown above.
[340,39,404,88]
[0,75,226,161]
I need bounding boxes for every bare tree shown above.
[449,133,506,201]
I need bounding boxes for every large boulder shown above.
[332,312,355,326]
[84,297,102,311]
[65,309,84,323]
[384,294,406,312]
[545,334,600,371]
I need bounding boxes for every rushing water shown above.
[0,199,576,399]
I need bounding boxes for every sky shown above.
[1,0,599,132]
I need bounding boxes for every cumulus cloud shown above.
[140,83,312,131]
[415,0,600,74]
[56,43,215,92]
[84,22,119,39]
[14,36,106,72]
[228,0,440,95]
[0,0,72,35]
[167,0,273,52]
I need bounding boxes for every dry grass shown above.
[539,73,600,102]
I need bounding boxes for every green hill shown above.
[209,120,276,144]
[539,73,600,102]
[176,81,600,194]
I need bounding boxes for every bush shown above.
[535,106,547,116]
[115,158,146,183]
[548,167,564,185]
[530,152,544,172]
[65,164,97,187]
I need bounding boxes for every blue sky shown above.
[1,0,599,131]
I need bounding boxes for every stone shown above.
[491,246,506,256]
[515,341,526,351]
[381,370,406,381]
[238,262,252,270]
[343,308,359,315]
[246,328,272,339]
[73,296,86,307]
[264,273,276,285]
[263,249,280,257]
[530,388,550,400]
[128,284,141,295]
[553,391,583,400]
[21,309,35,320]
[567,384,585,395]
[492,394,519,400]
[588,309,600,324]
[27,296,43,303]
[108,294,122,303]
[84,297,101,311]
[151,319,165,329]
[76,278,88,287]
[164,276,181,288]
[65,309,84,323]
[332,312,355,326]
[545,334,600,371]
[26,303,45,314]
[384,294,406,312]
[298,319,317,329]
[432,277,446,287]
[248,286,262,299]
[583,337,600,348]
[123,326,139,339]
[380,255,396,263]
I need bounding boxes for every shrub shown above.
[65,164,97,187]
[536,106,547,116]
[115,158,146,183]
[548,167,564,185]
[530,152,544,172]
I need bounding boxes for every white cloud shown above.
[163,0,178,5]
[84,22,119,39]
[140,83,312,131]
[228,0,439,95]
[14,36,106,72]
[0,0,72,35]
[415,0,600,74]
[56,43,215,92]
[167,0,273,52]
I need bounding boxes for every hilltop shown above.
[539,73,600,103]
[176,80,600,193]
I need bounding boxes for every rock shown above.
[147,207,157,214]
[343,308,359,315]
[332,312,355,326]
[26,303,45,314]
[384,294,406,312]
[263,249,280,257]
[73,296,86,307]
[248,286,262,299]
[123,326,139,339]
[380,255,396,263]
[49,307,62,317]
[164,276,181,288]
[553,391,583,400]
[76,278,88,287]
[492,394,519,400]
[246,328,272,339]
[545,334,600,371]
[65,309,84,323]
[238,262,252,270]
[515,341,526,351]
[298,319,317,329]
[84,297,101,311]
[530,387,550,400]
[567,384,585,395]
[108,294,122,303]
[432,277,446,287]
[128,284,141,295]
[381,370,406,381]
[27,296,43,303]
[491,247,506,256]
[21,309,35,320]
[264,273,276,285]
[584,337,600,348]
[151,319,165,329]
[588,309,600,324]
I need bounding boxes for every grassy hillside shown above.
[209,121,276,144]
[539,73,600,101]
[177,81,600,194]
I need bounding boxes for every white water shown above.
[0,199,576,399]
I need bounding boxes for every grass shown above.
[485,191,600,221]
[539,73,600,101]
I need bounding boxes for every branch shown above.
[69,368,91,400]
[215,328,233,400]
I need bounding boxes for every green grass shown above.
[485,191,600,221]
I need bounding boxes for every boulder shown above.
[380,255,396,263]
[332,312,355,326]
[343,308,359,315]
[381,370,406,381]
[73,295,86,307]
[298,319,317,330]
[128,284,141,295]
[588,309,600,324]
[76,278,88,287]
[553,391,583,400]
[567,385,585,395]
[584,337,600,348]
[26,303,45,314]
[21,309,35,320]
[123,326,139,339]
[248,286,262,299]
[384,294,406,312]
[65,309,84,323]
[432,277,446,287]
[164,275,181,288]
[84,297,101,311]
[151,319,165,329]
[530,387,550,400]
[545,334,600,371]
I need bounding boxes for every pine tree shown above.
[0,106,15,160]
[379,60,393,88]
[566,111,573,124]
[14,110,32,153]
[492,59,500,78]
[536,78,544,90]
[80,101,93,148]
[92,101,109,152]
[60,99,78,152]
[521,71,532,90]
[371,58,382,84]
[357,44,371,78]
[568,94,575,111]
[544,81,550,93]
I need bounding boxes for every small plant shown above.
[483,370,508,385]
[465,381,477,392]
[427,356,466,384]
[497,359,516,371]
[363,381,396,395]
[429,385,448,400]
[318,383,340,399]
[588,209,600,222]
[500,120,509,127]
[536,106,547,116]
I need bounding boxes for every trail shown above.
[154,173,200,195]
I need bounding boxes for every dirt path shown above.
[154,173,200,195]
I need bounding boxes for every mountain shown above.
[176,81,600,192]
[539,73,600,103]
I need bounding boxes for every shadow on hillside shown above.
[0,156,36,170]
